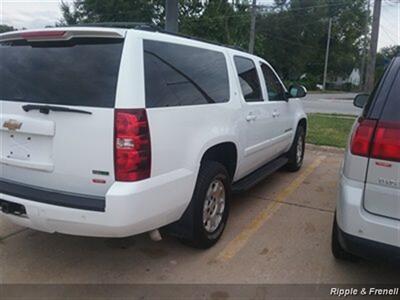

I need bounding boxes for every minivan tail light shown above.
[350,118,377,157]
[371,121,400,162]
[114,109,151,182]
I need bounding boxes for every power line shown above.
[260,31,320,50]
[254,0,352,11]
[380,23,399,45]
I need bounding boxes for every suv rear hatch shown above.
[0,29,125,205]
[363,62,400,220]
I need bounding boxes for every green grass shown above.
[307,113,357,148]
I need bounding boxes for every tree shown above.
[0,25,15,33]
[58,0,370,90]
[256,0,369,88]
[180,0,251,48]
[375,45,400,80]
[58,0,159,25]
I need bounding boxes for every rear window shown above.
[143,40,230,108]
[381,70,400,122]
[0,38,124,108]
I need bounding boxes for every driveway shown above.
[302,93,362,115]
[1,148,398,290]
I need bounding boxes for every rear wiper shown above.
[22,105,92,115]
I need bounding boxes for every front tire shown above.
[286,125,305,172]
[180,161,230,249]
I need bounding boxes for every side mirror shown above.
[288,84,307,98]
[353,94,369,108]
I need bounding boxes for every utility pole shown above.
[360,0,371,90]
[364,0,382,92]
[165,0,179,33]
[322,18,332,91]
[249,0,257,53]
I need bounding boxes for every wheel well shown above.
[201,142,237,180]
[298,118,307,133]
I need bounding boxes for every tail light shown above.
[20,31,67,40]
[371,121,400,162]
[114,109,151,181]
[350,118,377,157]
[351,118,400,163]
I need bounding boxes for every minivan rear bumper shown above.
[336,223,400,262]
[337,174,400,255]
[0,169,195,237]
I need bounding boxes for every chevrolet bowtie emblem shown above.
[3,119,22,131]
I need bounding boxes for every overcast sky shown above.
[0,0,398,50]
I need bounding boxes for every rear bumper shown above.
[337,223,400,262]
[337,174,400,257]
[0,179,105,212]
[0,169,195,237]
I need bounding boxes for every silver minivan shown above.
[332,57,400,262]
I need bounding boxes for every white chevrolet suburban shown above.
[0,25,307,248]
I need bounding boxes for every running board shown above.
[232,156,288,193]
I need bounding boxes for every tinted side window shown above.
[143,40,230,108]
[381,70,400,122]
[234,56,263,102]
[261,63,286,101]
[367,59,400,119]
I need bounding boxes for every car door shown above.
[233,56,277,177]
[260,62,294,155]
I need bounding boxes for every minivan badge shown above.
[3,119,22,131]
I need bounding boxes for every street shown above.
[1,149,398,285]
[302,93,362,116]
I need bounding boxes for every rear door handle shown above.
[246,113,257,122]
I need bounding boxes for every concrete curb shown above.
[306,143,345,154]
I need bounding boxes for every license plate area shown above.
[0,131,53,171]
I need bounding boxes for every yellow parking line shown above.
[215,155,326,262]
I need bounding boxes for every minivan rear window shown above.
[0,38,124,108]
[381,70,400,122]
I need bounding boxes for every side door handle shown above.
[246,113,257,122]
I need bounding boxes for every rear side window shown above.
[381,70,400,122]
[143,40,230,108]
[234,56,263,102]
[0,38,124,108]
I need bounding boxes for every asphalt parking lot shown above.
[303,93,362,115]
[1,149,399,285]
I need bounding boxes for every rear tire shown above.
[331,214,359,261]
[180,161,230,249]
[286,125,305,172]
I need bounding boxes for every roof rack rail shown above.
[71,22,161,31]
[70,22,248,54]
